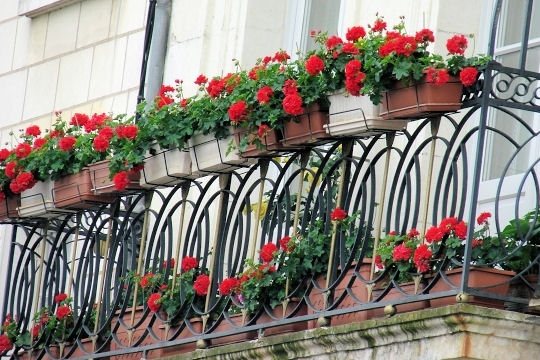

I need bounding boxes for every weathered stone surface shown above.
[159,305,540,360]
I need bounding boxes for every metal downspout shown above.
[137,0,172,119]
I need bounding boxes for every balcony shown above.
[1,61,540,359]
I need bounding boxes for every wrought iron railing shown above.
[1,62,540,359]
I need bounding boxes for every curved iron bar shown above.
[2,71,540,359]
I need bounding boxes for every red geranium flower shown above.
[372,19,387,32]
[193,274,210,296]
[25,125,41,137]
[392,243,413,262]
[282,93,303,115]
[15,143,32,158]
[0,148,10,161]
[5,162,18,179]
[33,138,47,149]
[346,26,366,42]
[446,34,468,55]
[55,305,72,320]
[260,242,278,262]
[93,135,109,152]
[0,334,12,352]
[257,124,270,137]
[476,212,491,225]
[424,225,445,243]
[181,256,198,273]
[228,100,248,123]
[58,136,77,151]
[94,128,112,142]
[257,86,273,104]
[325,35,343,50]
[330,207,347,221]
[54,293,68,303]
[426,67,450,85]
[415,28,435,43]
[162,258,175,269]
[194,74,208,85]
[113,171,130,191]
[413,244,433,273]
[305,55,325,75]
[219,277,239,296]
[147,293,162,312]
[460,66,479,87]
[279,235,294,253]
[139,272,154,289]
[116,125,138,139]
[70,113,89,127]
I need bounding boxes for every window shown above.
[283,0,343,57]
[482,0,540,181]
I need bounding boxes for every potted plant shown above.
[423,214,516,309]
[355,15,490,119]
[135,83,195,188]
[306,28,409,135]
[120,257,211,356]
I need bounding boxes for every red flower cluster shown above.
[156,85,175,109]
[54,293,68,303]
[228,100,248,123]
[193,274,210,296]
[344,59,366,96]
[305,55,325,75]
[218,277,240,296]
[55,305,72,320]
[147,292,162,312]
[260,242,278,263]
[181,256,198,273]
[330,207,347,221]
[424,217,467,243]
[0,334,12,353]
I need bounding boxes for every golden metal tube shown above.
[420,117,441,237]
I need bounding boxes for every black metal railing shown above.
[1,62,540,359]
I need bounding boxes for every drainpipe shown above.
[137,0,172,119]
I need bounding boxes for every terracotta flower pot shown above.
[110,306,158,360]
[0,195,19,222]
[428,267,515,309]
[87,160,142,195]
[153,317,203,358]
[380,76,463,119]
[207,313,257,346]
[366,277,429,319]
[53,169,115,209]
[282,103,331,146]
[233,127,287,158]
[307,260,373,328]
[257,298,307,336]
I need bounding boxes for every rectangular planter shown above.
[380,76,463,119]
[282,103,331,146]
[188,131,255,176]
[233,128,287,158]
[53,170,115,209]
[140,146,194,188]
[18,180,59,218]
[257,299,307,336]
[0,195,20,222]
[428,267,515,309]
[87,160,142,195]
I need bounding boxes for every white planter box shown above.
[140,146,194,188]
[326,91,409,136]
[188,131,255,176]
[18,180,60,218]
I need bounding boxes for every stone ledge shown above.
[163,305,540,360]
